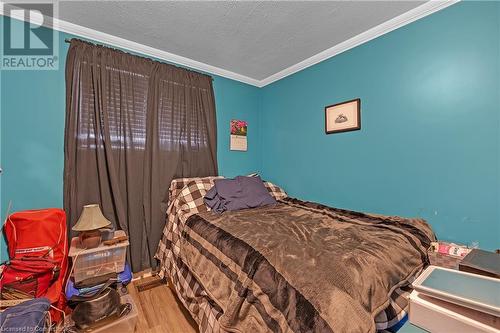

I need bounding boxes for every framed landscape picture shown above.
[325,98,361,134]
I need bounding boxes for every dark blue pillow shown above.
[204,176,276,213]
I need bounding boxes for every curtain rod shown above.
[64,39,214,81]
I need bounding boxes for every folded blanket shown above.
[204,176,276,213]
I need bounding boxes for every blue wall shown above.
[260,2,499,250]
[0,18,261,261]
[1,1,499,262]
[214,78,262,177]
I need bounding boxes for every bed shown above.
[155,177,435,333]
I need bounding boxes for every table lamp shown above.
[72,204,112,248]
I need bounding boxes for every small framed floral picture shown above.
[325,98,361,134]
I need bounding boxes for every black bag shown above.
[70,285,122,329]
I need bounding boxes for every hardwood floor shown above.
[128,276,198,333]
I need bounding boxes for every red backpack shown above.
[1,208,68,320]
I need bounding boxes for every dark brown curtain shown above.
[64,40,218,272]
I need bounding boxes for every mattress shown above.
[155,177,435,333]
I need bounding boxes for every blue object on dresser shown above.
[388,315,408,332]
[397,321,429,333]
[420,267,500,309]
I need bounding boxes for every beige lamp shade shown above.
[72,204,112,231]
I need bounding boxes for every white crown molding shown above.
[258,0,460,87]
[1,0,458,88]
[0,1,261,87]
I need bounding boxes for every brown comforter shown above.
[179,197,435,333]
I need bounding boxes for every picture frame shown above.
[325,98,361,134]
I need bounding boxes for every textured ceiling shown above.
[59,1,424,81]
